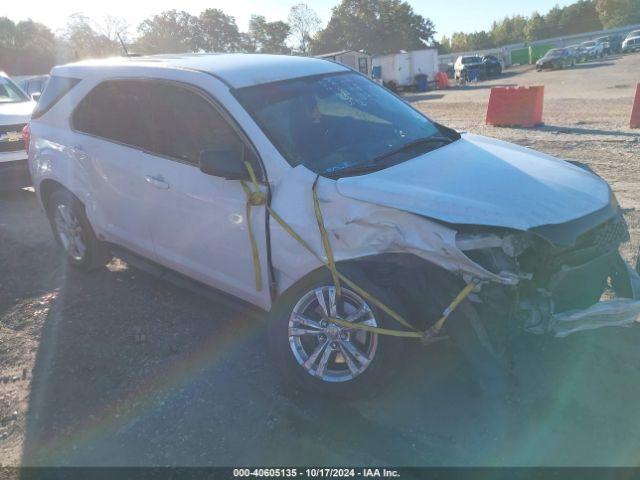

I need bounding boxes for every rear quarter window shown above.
[32,76,81,120]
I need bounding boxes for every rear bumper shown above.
[0,156,31,190]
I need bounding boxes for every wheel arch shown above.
[39,178,70,212]
[39,179,91,221]
[273,252,464,329]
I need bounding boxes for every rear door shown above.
[71,80,158,258]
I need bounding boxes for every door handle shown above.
[145,174,170,189]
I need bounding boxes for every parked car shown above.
[454,55,484,81]
[27,54,640,396]
[599,33,624,54]
[595,36,612,55]
[481,55,502,76]
[580,40,604,59]
[622,36,640,53]
[536,48,574,70]
[625,29,640,40]
[14,74,50,101]
[0,72,36,191]
[567,44,588,63]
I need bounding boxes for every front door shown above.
[141,80,271,309]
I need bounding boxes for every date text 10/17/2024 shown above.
[233,468,401,478]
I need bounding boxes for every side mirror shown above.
[31,92,41,102]
[199,149,252,181]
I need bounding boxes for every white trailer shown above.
[372,49,438,88]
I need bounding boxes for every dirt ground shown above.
[1,53,640,467]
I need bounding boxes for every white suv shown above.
[28,54,640,396]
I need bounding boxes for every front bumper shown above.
[552,297,640,337]
[0,155,31,190]
[518,256,640,337]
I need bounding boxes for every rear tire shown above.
[267,265,406,399]
[46,189,111,271]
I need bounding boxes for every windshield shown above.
[0,77,29,103]
[461,57,481,64]
[234,72,453,177]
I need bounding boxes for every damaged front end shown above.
[456,209,640,338]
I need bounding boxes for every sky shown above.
[6,0,578,40]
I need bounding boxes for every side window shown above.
[148,82,246,166]
[32,76,80,119]
[72,80,151,150]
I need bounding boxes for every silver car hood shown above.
[336,133,611,233]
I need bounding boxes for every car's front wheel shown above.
[46,189,111,271]
[267,266,404,398]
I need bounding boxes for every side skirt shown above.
[107,243,266,319]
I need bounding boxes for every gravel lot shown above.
[1,53,640,467]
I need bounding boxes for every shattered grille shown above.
[593,214,631,253]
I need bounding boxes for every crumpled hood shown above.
[0,101,35,125]
[336,133,610,232]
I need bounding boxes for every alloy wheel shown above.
[288,286,378,382]
[53,203,86,262]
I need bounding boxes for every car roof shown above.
[51,53,349,89]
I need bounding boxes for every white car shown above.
[453,55,483,81]
[27,54,640,396]
[580,40,605,59]
[0,72,36,190]
[625,29,640,40]
[14,74,50,100]
[622,36,640,53]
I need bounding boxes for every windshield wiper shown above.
[371,135,453,164]
[324,135,455,178]
[324,163,385,178]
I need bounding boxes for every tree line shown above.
[1,0,639,75]
[439,0,640,53]
[0,0,435,74]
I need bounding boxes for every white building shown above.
[315,50,372,76]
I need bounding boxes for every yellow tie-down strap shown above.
[241,161,477,341]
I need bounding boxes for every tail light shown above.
[22,124,30,154]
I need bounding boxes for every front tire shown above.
[267,265,405,398]
[46,189,111,271]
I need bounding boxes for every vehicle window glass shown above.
[0,77,29,104]
[33,76,80,119]
[148,82,245,166]
[235,72,444,177]
[73,80,151,150]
